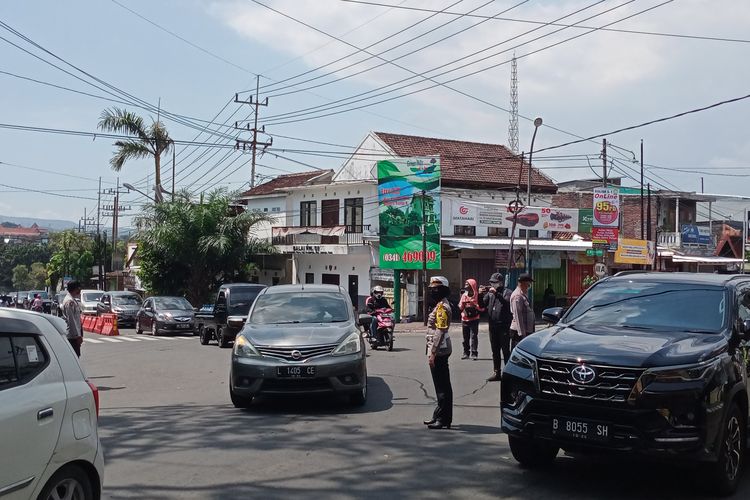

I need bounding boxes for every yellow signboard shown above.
[614,238,655,265]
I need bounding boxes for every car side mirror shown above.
[542,307,565,325]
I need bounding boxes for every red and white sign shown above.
[592,227,619,248]
[593,187,620,228]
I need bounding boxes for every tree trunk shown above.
[154,152,163,203]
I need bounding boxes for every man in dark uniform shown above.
[483,273,512,382]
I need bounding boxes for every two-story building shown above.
[243,131,559,318]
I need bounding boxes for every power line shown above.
[339,0,750,44]
[0,182,98,200]
[535,92,750,154]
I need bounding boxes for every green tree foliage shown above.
[135,189,273,304]
[47,230,94,290]
[0,241,52,291]
[12,264,31,290]
[29,262,48,289]
[98,108,172,203]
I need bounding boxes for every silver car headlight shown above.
[156,313,172,321]
[332,331,361,356]
[233,335,261,357]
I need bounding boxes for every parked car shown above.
[136,296,196,336]
[27,290,53,314]
[229,284,367,408]
[14,291,30,309]
[0,308,104,499]
[196,284,267,348]
[80,290,103,316]
[501,272,750,496]
[96,291,143,328]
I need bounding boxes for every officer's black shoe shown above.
[423,418,436,425]
[427,421,451,430]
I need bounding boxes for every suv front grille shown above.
[537,359,644,404]
[257,343,338,361]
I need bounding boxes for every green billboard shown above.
[579,208,593,233]
[377,157,441,269]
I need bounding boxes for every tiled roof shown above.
[240,170,332,197]
[374,132,557,192]
[0,224,47,237]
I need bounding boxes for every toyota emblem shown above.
[571,364,596,384]
[291,350,302,360]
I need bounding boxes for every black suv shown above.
[501,272,750,495]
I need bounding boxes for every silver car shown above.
[230,285,367,408]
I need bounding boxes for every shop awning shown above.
[670,255,745,264]
[444,237,592,252]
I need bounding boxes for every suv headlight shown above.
[332,332,361,356]
[233,335,261,357]
[509,349,536,370]
[643,357,722,385]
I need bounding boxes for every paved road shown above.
[82,328,750,499]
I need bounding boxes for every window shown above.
[488,227,509,237]
[272,277,280,286]
[272,207,281,213]
[300,201,317,227]
[250,292,350,324]
[0,335,48,388]
[344,198,364,232]
[519,229,539,238]
[305,273,315,284]
[454,225,476,236]
[263,207,268,212]
[0,337,16,386]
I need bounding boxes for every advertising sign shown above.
[681,224,712,246]
[378,157,441,269]
[450,201,579,233]
[579,208,593,233]
[592,187,620,228]
[592,227,619,249]
[614,238,655,265]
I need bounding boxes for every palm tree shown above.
[97,107,172,203]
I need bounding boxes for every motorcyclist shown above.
[31,293,44,312]
[366,285,391,342]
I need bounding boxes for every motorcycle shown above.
[359,307,395,351]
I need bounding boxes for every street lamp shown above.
[524,117,543,273]
[123,183,154,202]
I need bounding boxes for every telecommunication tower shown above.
[508,54,519,154]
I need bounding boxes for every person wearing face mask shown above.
[509,273,536,349]
[458,278,485,360]
[424,276,453,430]
[366,285,390,341]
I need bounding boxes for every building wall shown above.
[334,133,391,181]
[243,194,286,241]
[293,247,373,309]
[552,192,660,239]
[285,182,379,232]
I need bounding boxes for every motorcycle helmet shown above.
[371,285,384,298]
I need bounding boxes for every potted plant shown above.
[582,274,598,290]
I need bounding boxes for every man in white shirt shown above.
[61,281,84,357]
[509,273,535,350]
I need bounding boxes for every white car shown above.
[79,290,103,316]
[0,309,104,500]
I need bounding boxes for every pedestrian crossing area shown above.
[83,334,197,345]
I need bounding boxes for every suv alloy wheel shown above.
[704,403,746,495]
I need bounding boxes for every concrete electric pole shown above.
[235,76,272,189]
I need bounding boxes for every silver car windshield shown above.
[112,295,141,306]
[153,297,192,310]
[250,292,350,325]
[82,292,103,302]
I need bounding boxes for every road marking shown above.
[97,337,123,343]
[83,338,104,344]
[173,336,194,340]
[117,336,142,342]
[155,336,175,340]
[135,336,161,340]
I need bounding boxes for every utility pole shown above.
[640,140,645,240]
[422,190,428,326]
[235,76,272,188]
[602,139,608,274]
[97,177,103,290]
[102,179,131,290]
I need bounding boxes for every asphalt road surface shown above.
[81,328,750,500]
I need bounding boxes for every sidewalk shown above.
[394,319,547,335]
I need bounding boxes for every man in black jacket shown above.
[482,273,512,382]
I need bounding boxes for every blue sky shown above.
[1,0,749,226]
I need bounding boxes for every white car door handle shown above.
[37,408,54,420]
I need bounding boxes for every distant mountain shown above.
[0,215,77,231]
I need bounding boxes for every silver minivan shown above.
[229,284,367,408]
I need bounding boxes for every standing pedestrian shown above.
[458,278,484,360]
[543,283,556,309]
[483,273,513,382]
[509,273,535,350]
[61,281,84,357]
[424,276,453,430]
